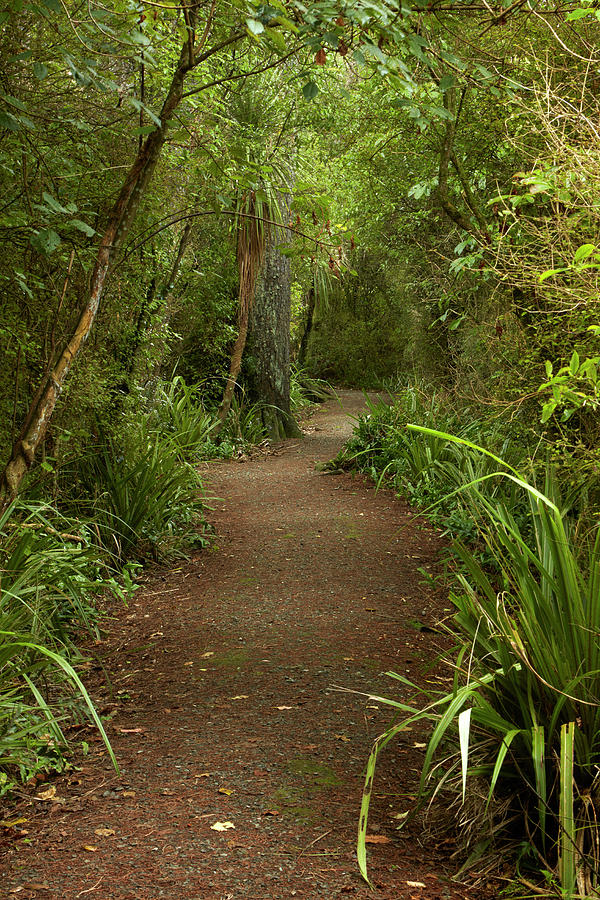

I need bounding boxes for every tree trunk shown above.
[249,225,301,441]
[297,286,315,367]
[0,11,236,504]
[216,193,265,428]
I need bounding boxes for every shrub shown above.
[358,438,600,898]
[0,502,117,794]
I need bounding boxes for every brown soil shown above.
[1,391,492,900]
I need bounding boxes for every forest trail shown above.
[2,391,486,900]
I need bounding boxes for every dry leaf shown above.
[184,661,194,666]
[196,773,210,778]
[406,882,426,888]
[274,705,294,710]
[36,786,56,801]
[94,827,115,837]
[13,884,50,892]
[82,844,98,852]
[200,651,214,658]
[413,742,427,749]
[230,695,249,700]
[218,787,233,796]
[118,727,145,734]
[210,821,235,831]
[335,734,351,742]
[262,809,279,816]
[122,790,136,798]
[364,835,391,844]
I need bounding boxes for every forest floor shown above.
[1,390,494,900]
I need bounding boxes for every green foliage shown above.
[148,376,218,461]
[289,365,332,412]
[357,436,600,895]
[74,427,208,564]
[336,385,529,545]
[0,502,118,794]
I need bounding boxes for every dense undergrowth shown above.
[0,369,326,797]
[337,384,600,899]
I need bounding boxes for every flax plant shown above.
[358,429,600,897]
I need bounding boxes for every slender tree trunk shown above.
[297,286,315,367]
[0,17,204,504]
[217,195,265,427]
[118,221,193,395]
[249,220,301,441]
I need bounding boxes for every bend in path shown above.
[2,390,487,900]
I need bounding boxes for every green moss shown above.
[286,756,342,787]
[212,649,250,669]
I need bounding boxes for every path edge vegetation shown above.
[334,390,600,898]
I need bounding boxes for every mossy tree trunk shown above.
[250,225,301,441]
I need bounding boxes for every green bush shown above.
[147,375,218,461]
[75,429,208,563]
[0,502,118,794]
[358,440,600,898]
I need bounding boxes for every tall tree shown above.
[250,205,302,439]
[0,2,243,503]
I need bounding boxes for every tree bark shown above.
[297,286,315,367]
[249,222,301,441]
[216,193,265,427]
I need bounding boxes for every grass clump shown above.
[0,502,119,795]
[350,414,600,897]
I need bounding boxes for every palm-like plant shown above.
[215,81,296,429]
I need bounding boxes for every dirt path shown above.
[2,391,487,900]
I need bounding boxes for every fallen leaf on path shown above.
[218,788,233,795]
[118,727,145,734]
[406,882,426,888]
[274,705,295,710]
[200,652,214,658]
[36,786,56,801]
[262,809,279,816]
[413,742,427,749]
[1,818,27,827]
[335,734,351,742]
[82,844,98,852]
[210,821,235,831]
[184,661,194,666]
[364,835,392,844]
[196,773,210,778]
[230,695,249,700]
[391,811,409,820]
[94,828,115,837]
[10,883,50,893]
[122,790,136,798]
